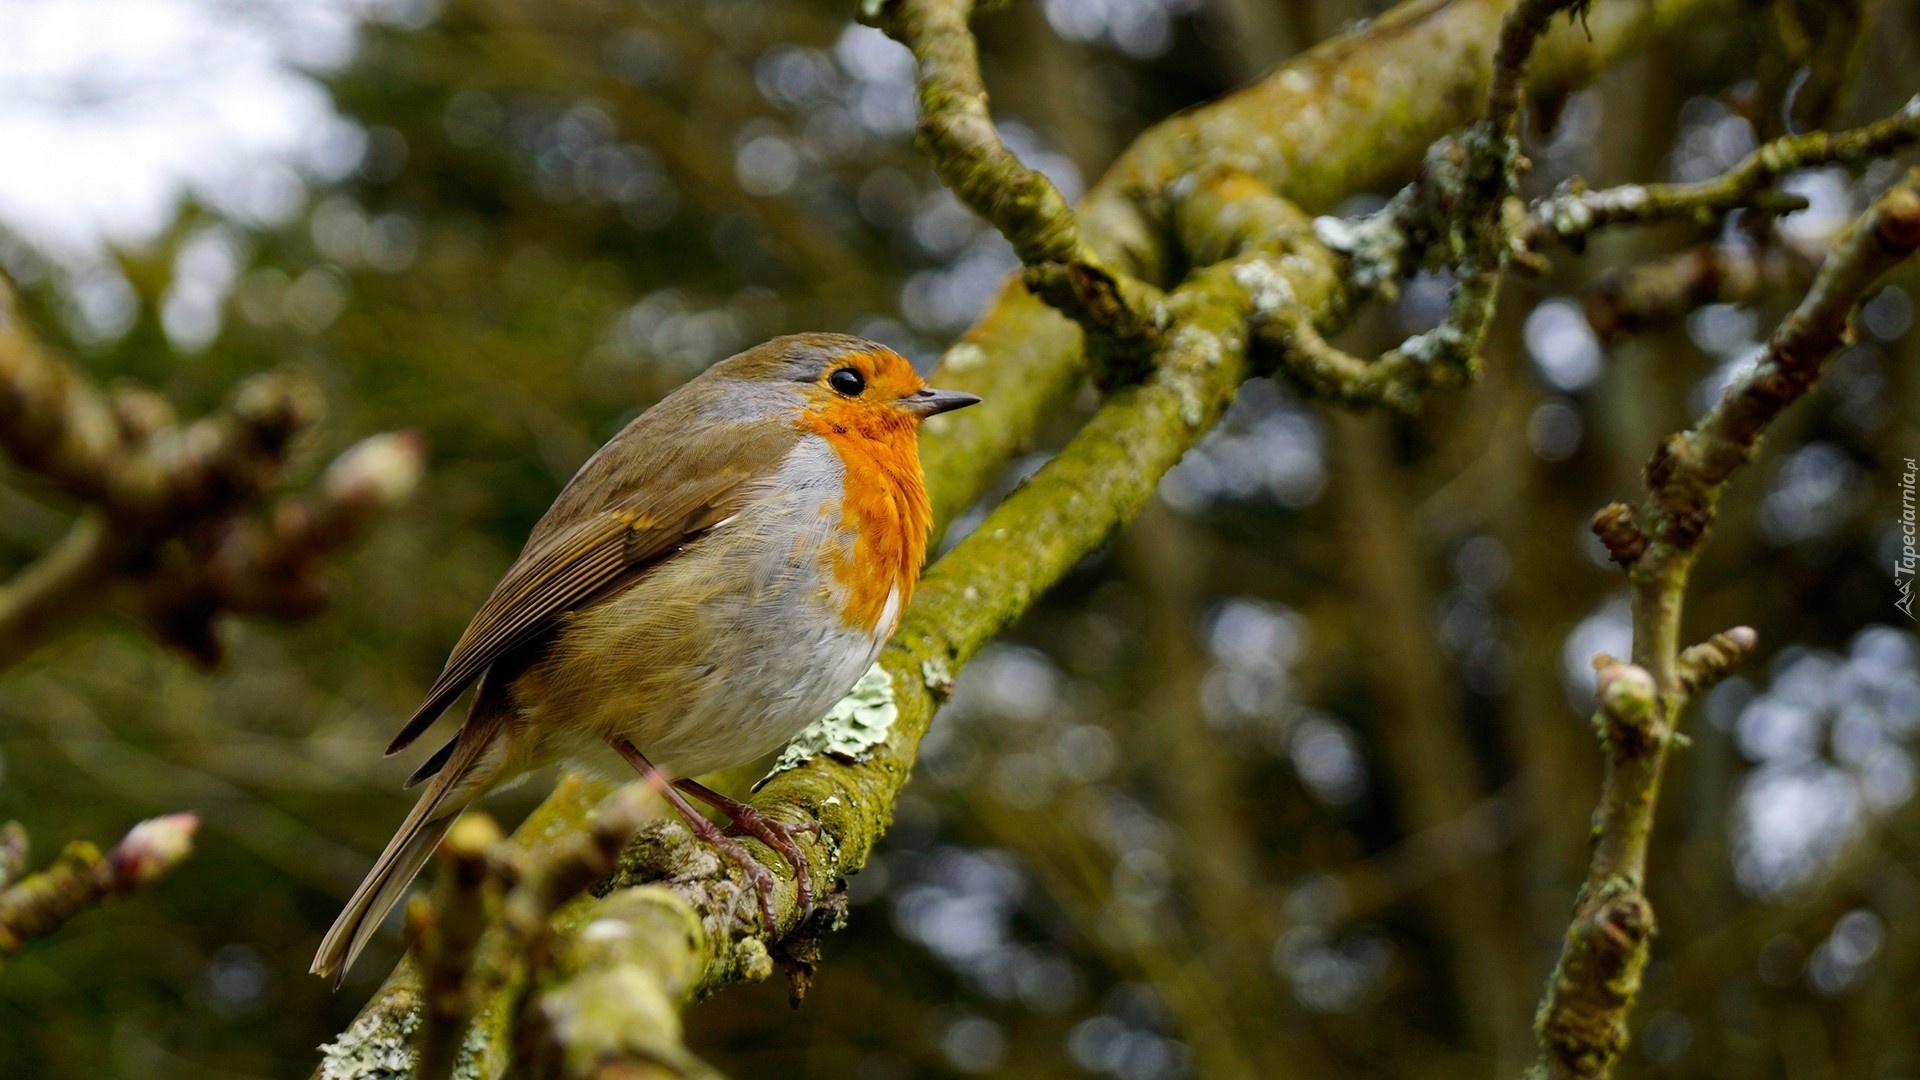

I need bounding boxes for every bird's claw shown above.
[719,806,818,917]
[661,810,783,929]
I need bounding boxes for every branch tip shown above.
[1676,626,1759,698]
[1589,503,1647,567]
[107,813,201,889]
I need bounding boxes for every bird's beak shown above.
[901,387,982,417]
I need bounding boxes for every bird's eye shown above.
[828,368,866,397]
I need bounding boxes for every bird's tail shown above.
[312,721,499,986]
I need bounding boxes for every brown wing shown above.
[384,416,801,756]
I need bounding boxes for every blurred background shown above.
[0,0,1916,1077]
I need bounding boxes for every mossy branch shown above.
[322,781,680,1080]
[1291,0,1587,405]
[911,0,1734,533]
[1531,170,1920,1080]
[1169,168,1447,410]
[1644,173,1920,548]
[871,0,1167,382]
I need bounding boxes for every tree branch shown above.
[1523,94,1920,251]
[1303,0,1589,402]
[913,0,1735,531]
[1582,242,1811,342]
[0,284,423,669]
[1531,169,1920,1080]
[143,431,426,664]
[0,286,318,524]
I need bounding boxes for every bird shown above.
[312,333,979,983]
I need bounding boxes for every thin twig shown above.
[1524,93,1920,251]
[0,814,199,959]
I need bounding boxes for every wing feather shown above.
[385,417,801,756]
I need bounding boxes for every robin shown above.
[312,333,979,983]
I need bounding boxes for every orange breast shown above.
[797,403,931,632]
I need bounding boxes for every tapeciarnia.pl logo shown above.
[1899,457,1917,621]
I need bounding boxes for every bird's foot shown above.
[607,739,785,928]
[605,738,817,930]
[675,779,819,921]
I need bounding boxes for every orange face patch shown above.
[793,349,935,632]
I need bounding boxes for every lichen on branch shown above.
[1523,94,1920,251]
[1303,0,1590,404]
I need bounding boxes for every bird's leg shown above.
[606,737,782,929]
[672,777,819,916]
